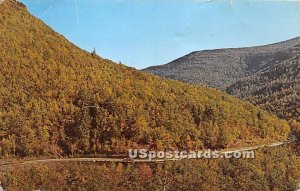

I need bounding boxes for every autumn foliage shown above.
[0,0,291,158]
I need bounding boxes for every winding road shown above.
[0,137,297,168]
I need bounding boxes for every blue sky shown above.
[21,0,300,69]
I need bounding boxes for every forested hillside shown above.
[143,36,300,122]
[0,0,290,158]
[227,56,300,122]
[143,37,300,90]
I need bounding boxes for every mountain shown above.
[143,38,300,121]
[143,37,300,90]
[0,0,290,157]
[227,56,300,122]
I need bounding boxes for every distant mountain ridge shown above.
[143,37,300,121]
[143,37,300,90]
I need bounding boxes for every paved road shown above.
[0,137,297,168]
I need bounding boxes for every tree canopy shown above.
[0,0,291,158]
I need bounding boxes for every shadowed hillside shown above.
[227,56,300,122]
[143,37,300,90]
[143,37,300,122]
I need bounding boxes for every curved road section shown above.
[0,137,297,167]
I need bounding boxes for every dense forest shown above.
[143,34,300,123]
[0,0,291,158]
[1,146,299,191]
[227,56,300,122]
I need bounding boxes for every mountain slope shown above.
[143,38,300,122]
[143,37,300,90]
[227,56,300,121]
[0,0,290,157]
